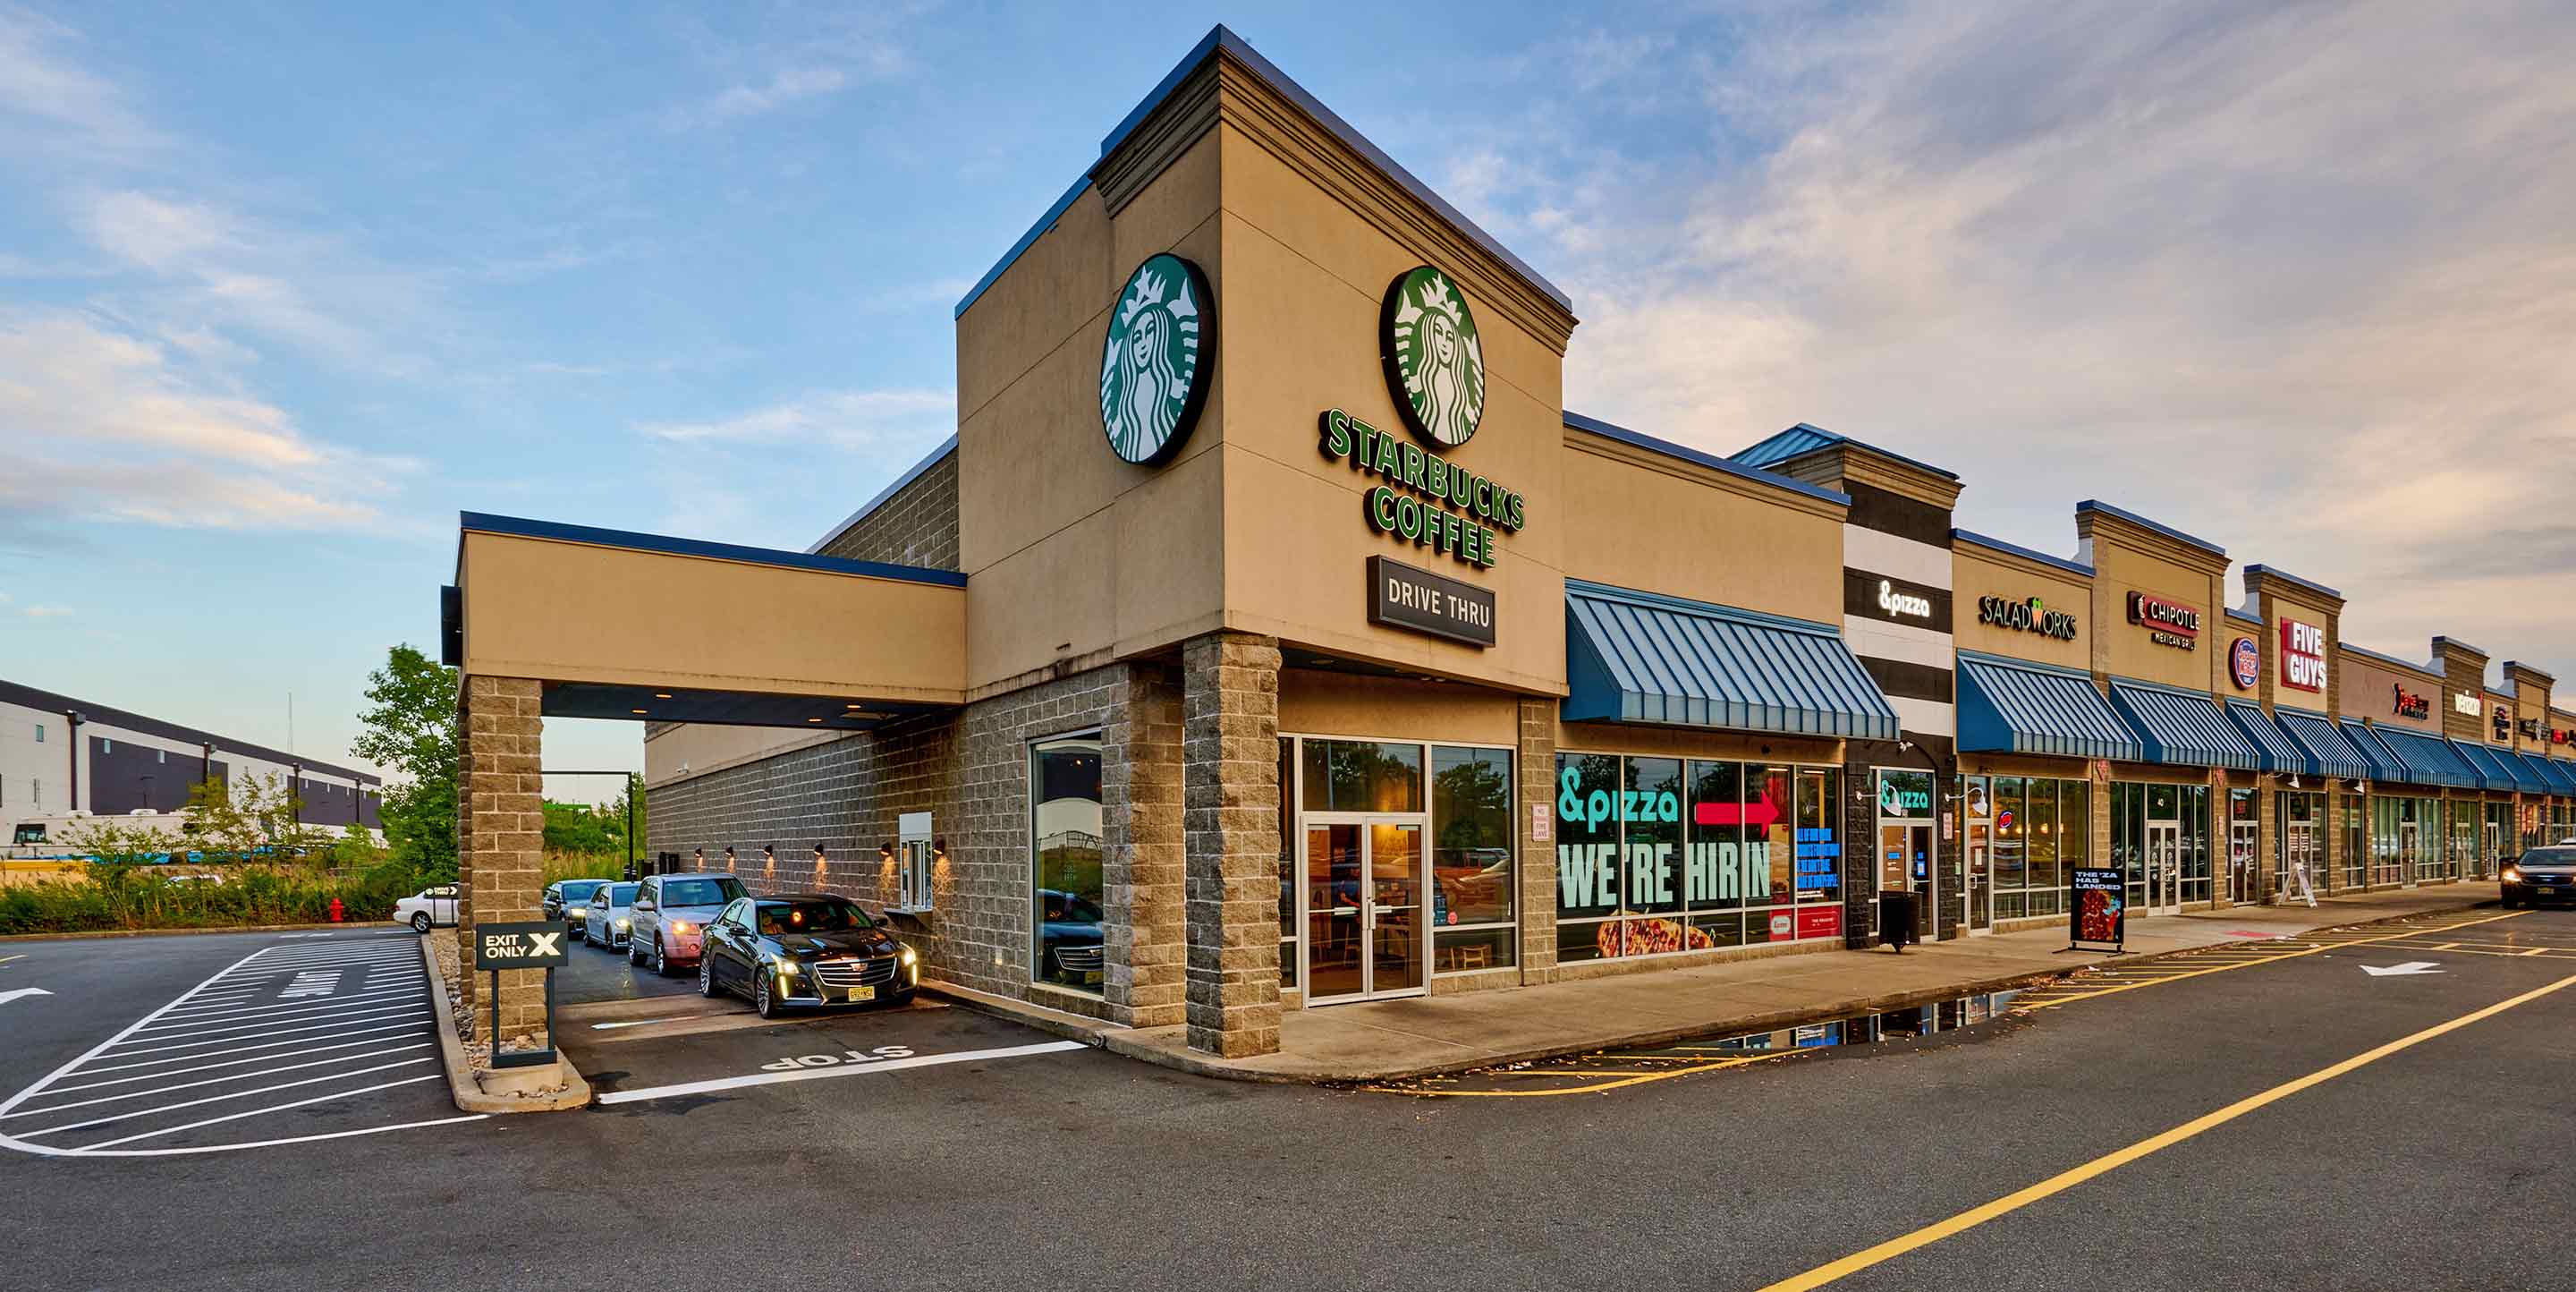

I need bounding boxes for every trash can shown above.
[1878,889,1918,951]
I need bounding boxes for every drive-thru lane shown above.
[0,929,482,1156]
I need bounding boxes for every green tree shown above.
[352,644,460,881]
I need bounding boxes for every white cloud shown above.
[0,310,398,537]
[637,388,953,448]
[22,604,72,618]
[0,5,164,157]
[691,64,851,124]
[1458,0,2576,677]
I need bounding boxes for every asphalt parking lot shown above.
[3,905,2571,1292]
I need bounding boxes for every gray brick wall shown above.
[816,449,960,572]
[645,659,1176,1024]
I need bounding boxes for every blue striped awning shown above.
[2520,751,2576,796]
[2339,719,2411,784]
[2368,725,2481,789]
[2276,709,2373,781]
[1953,652,2142,761]
[2106,680,2262,771]
[2224,701,2308,774]
[1563,580,1900,740]
[2453,740,2545,795]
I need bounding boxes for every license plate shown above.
[2539,887,2559,897]
[845,985,875,1002]
[1085,971,1103,985]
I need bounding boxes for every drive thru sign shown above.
[473,920,567,1067]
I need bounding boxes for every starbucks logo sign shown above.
[1098,253,1211,465]
[1381,266,1486,448]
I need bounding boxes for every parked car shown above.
[697,893,917,1019]
[2502,846,2576,909]
[1035,888,1105,988]
[581,881,640,950]
[543,879,608,929]
[394,884,461,933]
[626,872,750,975]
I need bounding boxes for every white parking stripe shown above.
[30,1035,443,1094]
[2,1045,435,1118]
[595,1041,1086,1105]
[74,1075,449,1152]
[228,952,418,973]
[140,985,428,1026]
[110,1000,429,1047]
[67,1023,430,1075]
[0,945,477,1160]
[16,1057,436,1139]
[101,1007,428,1058]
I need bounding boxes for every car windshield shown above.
[561,881,605,901]
[756,900,872,935]
[663,877,746,906]
[601,884,637,905]
[2522,848,2576,867]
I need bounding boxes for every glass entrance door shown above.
[2283,822,2318,900]
[2398,821,2420,888]
[1302,817,1426,1005]
[2143,821,2182,915]
[1966,820,1991,934]
[2229,823,2258,904]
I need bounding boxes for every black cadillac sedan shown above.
[698,893,919,1018]
[2503,846,2576,909]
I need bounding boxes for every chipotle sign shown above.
[2127,591,2200,650]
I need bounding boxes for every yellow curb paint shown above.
[1364,1055,1773,1098]
[1754,967,2576,1292]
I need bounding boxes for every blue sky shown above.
[4,2,2572,796]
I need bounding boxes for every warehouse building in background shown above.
[443,26,2576,1060]
[2,678,381,849]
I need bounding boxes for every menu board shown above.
[2069,867,2125,951]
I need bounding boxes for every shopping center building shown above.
[444,26,2576,1058]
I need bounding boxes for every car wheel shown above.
[755,969,782,1019]
[698,953,719,999]
[653,939,671,977]
[410,913,432,934]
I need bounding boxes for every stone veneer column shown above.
[1515,699,1556,982]
[460,675,547,1044]
[1182,632,1282,1058]
[1102,663,1185,1028]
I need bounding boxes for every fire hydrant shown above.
[328,897,344,922]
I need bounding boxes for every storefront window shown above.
[1431,744,1514,973]
[2028,780,2060,917]
[1557,751,1839,960]
[1030,735,1105,994]
[1993,778,2026,914]
[1301,740,1425,813]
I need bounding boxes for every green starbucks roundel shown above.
[1381,265,1487,448]
[1098,253,1212,465]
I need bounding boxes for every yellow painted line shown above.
[2016,912,2525,1012]
[0,955,24,966]
[1755,968,2576,1291]
[2525,947,2554,956]
[1366,1054,1775,1098]
[1484,1067,1689,1077]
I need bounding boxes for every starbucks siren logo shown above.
[1098,253,1211,465]
[1381,266,1486,448]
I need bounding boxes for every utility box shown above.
[1878,889,1918,951]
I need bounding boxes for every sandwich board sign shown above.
[2066,868,2127,955]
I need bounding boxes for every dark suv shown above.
[2502,846,2576,909]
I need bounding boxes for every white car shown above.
[625,871,751,976]
[582,881,640,950]
[394,884,461,933]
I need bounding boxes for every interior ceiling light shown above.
[654,693,674,700]
[809,717,825,723]
[631,708,648,715]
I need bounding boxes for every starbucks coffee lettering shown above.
[1320,408,1525,570]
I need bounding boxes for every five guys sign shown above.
[2279,619,2326,692]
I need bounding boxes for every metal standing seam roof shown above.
[2518,751,2576,796]
[1953,653,2141,761]
[2368,725,2482,790]
[2275,709,2373,781]
[1563,581,1900,741]
[2224,701,2309,775]
[2453,740,2545,795]
[2337,719,2411,784]
[2105,681,2262,771]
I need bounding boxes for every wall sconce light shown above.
[879,840,895,862]
[932,837,949,860]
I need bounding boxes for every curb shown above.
[919,979,1130,1049]
[419,935,593,1113]
[0,921,394,943]
[1052,899,2496,1085]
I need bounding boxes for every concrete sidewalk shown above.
[937,881,2500,1084]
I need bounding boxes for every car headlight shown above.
[773,957,799,978]
[614,918,630,930]
[2503,867,2521,882]
[900,946,917,965]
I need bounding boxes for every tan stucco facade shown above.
[1953,541,2091,671]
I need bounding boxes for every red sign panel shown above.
[2278,619,2326,692]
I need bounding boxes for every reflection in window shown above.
[1031,735,1105,994]
[1431,744,1514,936]
[1301,740,1424,812]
